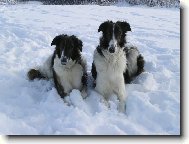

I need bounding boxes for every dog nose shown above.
[61,57,67,64]
[109,47,115,53]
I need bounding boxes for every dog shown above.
[91,20,144,112]
[27,34,87,99]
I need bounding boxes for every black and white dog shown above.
[91,21,144,112]
[28,34,87,99]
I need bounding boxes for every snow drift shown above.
[0,3,180,135]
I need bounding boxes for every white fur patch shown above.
[93,48,127,112]
[36,54,86,95]
[53,55,84,94]
[126,47,140,77]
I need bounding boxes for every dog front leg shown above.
[116,87,127,113]
[53,70,67,99]
[118,96,126,113]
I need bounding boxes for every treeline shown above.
[19,0,118,5]
[43,0,118,5]
[125,0,180,7]
[17,0,179,7]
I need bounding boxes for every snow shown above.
[0,3,180,135]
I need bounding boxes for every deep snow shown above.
[0,3,180,135]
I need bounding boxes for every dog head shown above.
[98,20,131,53]
[51,34,83,65]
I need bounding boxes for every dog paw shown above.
[118,103,126,113]
[81,86,88,99]
[81,90,87,99]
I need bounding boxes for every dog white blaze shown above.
[108,24,118,52]
[61,50,68,61]
[61,50,64,58]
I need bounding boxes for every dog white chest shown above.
[94,49,127,97]
[53,56,83,94]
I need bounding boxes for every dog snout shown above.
[109,46,115,53]
[61,57,67,65]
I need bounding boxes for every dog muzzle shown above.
[61,57,67,65]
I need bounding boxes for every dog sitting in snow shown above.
[27,34,87,99]
[91,20,145,112]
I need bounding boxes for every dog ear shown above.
[77,39,83,52]
[71,35,83,52]
[116,21,131,33]
[98,21,112,33]
[51,35,62,46]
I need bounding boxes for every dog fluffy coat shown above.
[93,48,127,112]
[92,21,145,112]
[28,35,87,99]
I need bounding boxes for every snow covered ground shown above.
[0,3,180,135]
